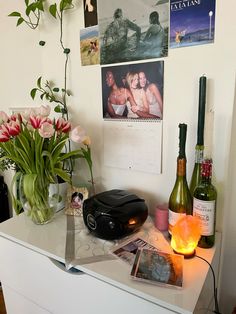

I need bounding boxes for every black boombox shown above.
[82,189,148,240]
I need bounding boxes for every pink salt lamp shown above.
[171,215,202,258]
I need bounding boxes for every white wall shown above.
[0,0,236,312]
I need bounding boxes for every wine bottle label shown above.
[168,209,186,234]
[195,149,203,163]
[193,198,215,235]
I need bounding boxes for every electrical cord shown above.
[195,255,222,314]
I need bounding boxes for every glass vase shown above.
[19,173,59,225]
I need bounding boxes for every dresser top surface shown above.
[0,212,219,314]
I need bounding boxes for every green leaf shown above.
[37,76,42,88]
[54,105,62,113]
[60,0,73,11]
[54,168,70,183]
[8,11,21,17]
[26,3,37,16]
[10,172,22,215]
[49,3,57,18]
[60,0,67,11]
[25,0,29,6]
[40,93,45,100]
[36,1,44,12]
[53,87,59,92]
[17,17,24,26]
[30,88,37,100]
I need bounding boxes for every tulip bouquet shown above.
[0,106,93,224]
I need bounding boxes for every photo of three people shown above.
[101,61,164,120]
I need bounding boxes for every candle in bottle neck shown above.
[197,75,207,146]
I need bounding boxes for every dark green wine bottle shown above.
[193,159,217,248]
[168,124,192,235]
[190,75,207,197]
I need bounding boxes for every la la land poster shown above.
[170,0,216,48]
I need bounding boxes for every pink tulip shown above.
[0,111,9,125]
[39,122,54,138]
[0,129,10,142]
[7,121,21,136]
[30,115,47,129]
[22,109,37,122]
[0,124,10,137]
[69,126,87,143]
[10,113,22,123]
[37,105,51,117]
[55,118,71,133]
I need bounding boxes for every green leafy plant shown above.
[30,76,71,119]
[8,0,45,29]
[8,1,95,190]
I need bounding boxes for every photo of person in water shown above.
[98,0,169,64]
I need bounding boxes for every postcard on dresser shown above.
[130,248,183,289]
[111,237,159,265]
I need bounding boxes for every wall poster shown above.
[170,0,216,48]
[80,25,100,66]
[97,0,169,64]
[83,0,98,28]
[101,61,164,120]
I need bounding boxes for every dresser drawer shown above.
[0,237,175,314]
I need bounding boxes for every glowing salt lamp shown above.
[171,215,202,258]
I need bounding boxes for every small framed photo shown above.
[65,185,89,216]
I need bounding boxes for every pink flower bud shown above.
[39,122,54,138]
[82,136,91,146]
[0,111,9,125]
[69,126,86,143]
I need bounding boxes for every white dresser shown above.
[0,212,220,314]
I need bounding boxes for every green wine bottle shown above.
[190,75,207,197]
[190,145,204,196]
[193,158,217,248]
[168,124,192,236]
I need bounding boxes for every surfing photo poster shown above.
[98,0,169,64]
[170,0,216,49]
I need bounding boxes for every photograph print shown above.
[101,60,164,120]
[83,0,98,28]
[97,0,169,65]
[80,25,100,66]
[170,0,216,48]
